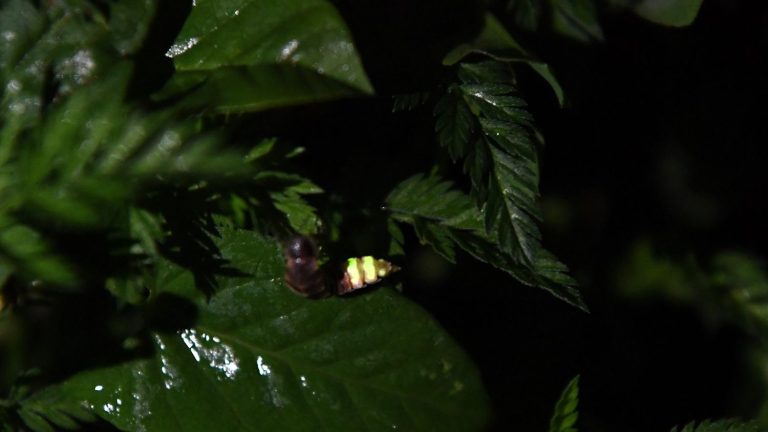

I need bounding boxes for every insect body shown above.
[337,256,399,295]
[283,236,326,298]
[283,236,399,297]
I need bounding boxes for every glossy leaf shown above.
[443,13,565,107]
[548,375,579,432]
[387,175,586,310]
[50,228,490,431]
[161,0,373,110]
[633,0,703,27]
[433,61,581,309]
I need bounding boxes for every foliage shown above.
[670,419,763,432]
[386,174,585,309]
[0,0,731,430]
[549,375,580,432]
[617,243,768,343]
[45,228,489,431]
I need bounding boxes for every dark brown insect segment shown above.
[283,236,328,298]
[283,236,400,298]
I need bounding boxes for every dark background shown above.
[296,0,768,430]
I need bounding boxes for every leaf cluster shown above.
[0,0,708,430]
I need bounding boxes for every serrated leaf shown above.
[671,419,762,432]
[447,228,584,309]
[435,87,475,160]
[443,13,565,107]
[413,217,457,263]
[633,0,703,27]
[443,61,576,298]
[450,62,583,307]
[0,58,254,287]
[50,228,490,431]
[549,375,579,432]
[485,139,542,263]
[392,92,430,112]
[386,174,477,223]
[271,192,321,236]
[386,175,586,310]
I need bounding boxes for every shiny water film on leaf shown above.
[50,228,490,431]
[166,0,372,94]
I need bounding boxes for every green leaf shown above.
[270,184,322,236]
[443,13,565,107]
[435,86,475,160]
[18,409,54,432]
[548,375,580,432]
[161,0,373,110]
[434,61,578,305]
[386,175,478,224]
[108,0,157,55]
[670,419,761,432]
[156,65,366,114]
[413,218,457,263]
[19,387,96,432]
[548,0,604,43]
[51,228,490,431]
[387,175,586,310]
[392,92,431,112]
[0,225,77,287]
[387,218,405,256]
[484,135,541,264]
[633,0,703,27]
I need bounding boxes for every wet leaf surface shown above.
[50,228,489,431]
[162,0,373,109]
